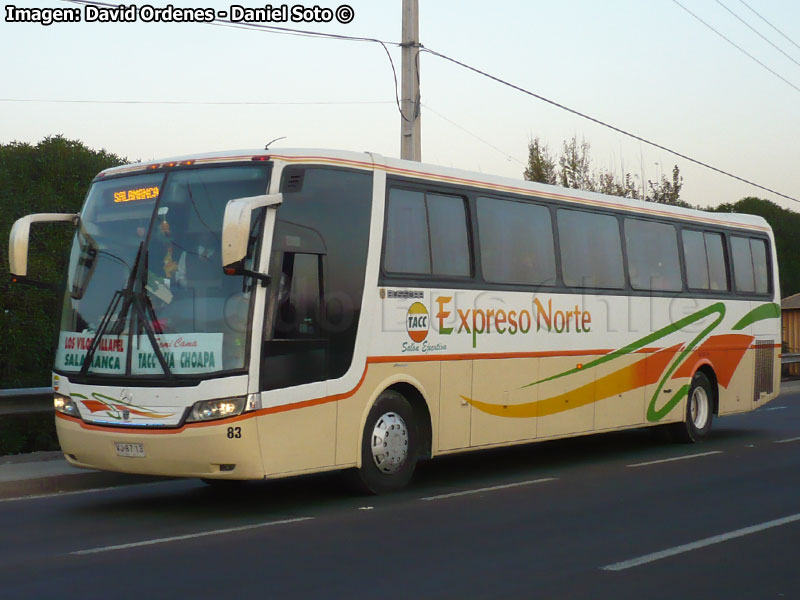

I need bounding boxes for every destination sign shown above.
[113,186,159,203]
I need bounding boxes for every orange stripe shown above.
[64,349,609,433]
[258,362,370,415]
[671,334,753,386]
[63,338,766,434]
[371,349,615,363]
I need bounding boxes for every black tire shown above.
[670,371,714,443]
[352,390,419,495]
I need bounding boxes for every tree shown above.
[523,137,557,185]
[647,164,686,206]
[597,170,641,199]
[0,136,126,387]
[522,134,686,206]
[710,197,800,297]
[558,136,595,191]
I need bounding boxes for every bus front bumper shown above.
[56,413,265,480]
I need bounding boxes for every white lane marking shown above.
[626,451,722,468]
[71,517,313,555]
[775,436,800,444]
[764,406,787,411]
[420,478,556,501]
[602,513,800,571]
[0,482,168,503]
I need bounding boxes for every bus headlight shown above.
[54,393,80,417]
[187,397,246,423]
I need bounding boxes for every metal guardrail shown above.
[783,353,800,365]
[0,387,53,416]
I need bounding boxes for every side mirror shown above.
[221,193,282,278]
[9,213,78,277]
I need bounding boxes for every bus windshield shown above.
[56,164,271,379]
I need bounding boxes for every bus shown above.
[8,149,782,493]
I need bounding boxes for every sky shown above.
[2,0,799,210]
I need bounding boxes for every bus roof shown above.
[98,148,771,233]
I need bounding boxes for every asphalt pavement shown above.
[0,380,798,599]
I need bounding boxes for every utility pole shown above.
[400,0,421,161]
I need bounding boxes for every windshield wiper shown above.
[80,241,174,379]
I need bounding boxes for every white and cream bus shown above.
[9,149,781,493]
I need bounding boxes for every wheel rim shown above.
[370,412,409,474]
[690,386,709,430]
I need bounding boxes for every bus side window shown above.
[624,218,682,292]
[682,230,730,292]
[558,209,625,289]
[476,196,556,286]
[750,238,769,294]
[731,235,756,293]
[705,233,729,291]
[383,188,471,278]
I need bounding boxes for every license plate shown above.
[114,442,145,458]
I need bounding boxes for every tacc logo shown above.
[406,302,429,342]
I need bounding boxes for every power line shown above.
[61,0,401,45]
[0,98,394,106]
[671,0,800,94]
[737,0,800,53]
[714,0,800,69]
[421,103,525,166]
[53,0,800,203]
[420,46,800,204]
[60,0,413,121]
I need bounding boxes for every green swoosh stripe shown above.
[523,302,727,391]
[732,302,780,331]
[646,304,725,421]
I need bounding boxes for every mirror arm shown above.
[243,269,272,288]
[222,264,272,287]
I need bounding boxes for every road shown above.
[1,386,799,599]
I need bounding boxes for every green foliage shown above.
[596,170,640,199]
[0,414,59,455]
[710,197,800,297]
[647,164,687,207]
[558,136,595,191]
[523,134,684,205]
[523,137,557,185]
[0,136,125,388]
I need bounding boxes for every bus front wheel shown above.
[671,371,714,442]
[354,390,419,494]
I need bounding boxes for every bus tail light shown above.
[186,397,246,423]
[54,393,80,417]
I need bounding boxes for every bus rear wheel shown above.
[353,390,419,494]
[670,371,714,442]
